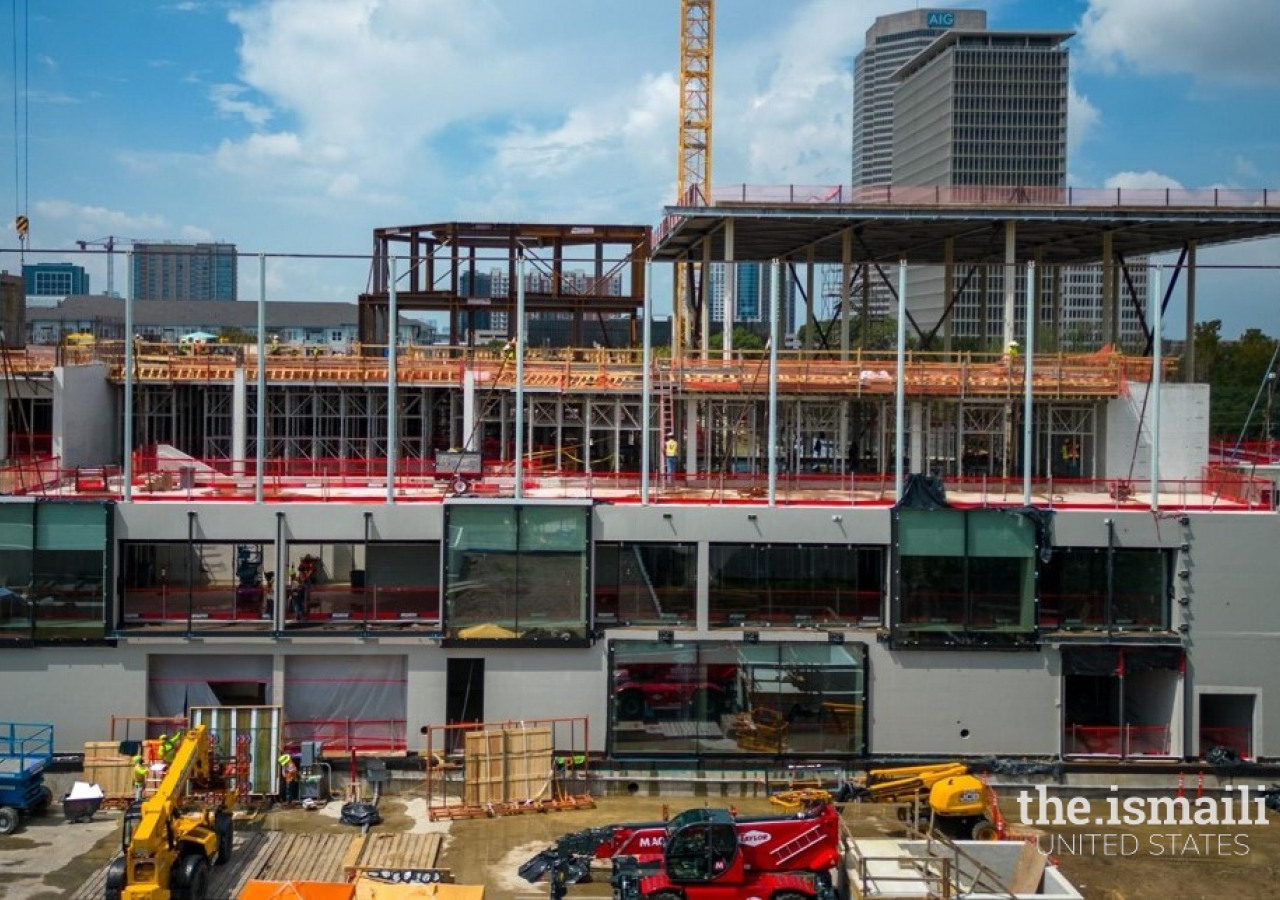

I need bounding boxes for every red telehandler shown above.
[520,802,842,900]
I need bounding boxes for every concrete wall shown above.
[868,648,1059,756]
[1104,383,1209,481]
[53,363,117,468]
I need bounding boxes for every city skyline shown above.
[1,1,1277,337]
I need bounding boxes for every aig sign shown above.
[927,11,956,28]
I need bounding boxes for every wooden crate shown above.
[504,727,552,801]
[462,730,505,806]
[83,741,132,798]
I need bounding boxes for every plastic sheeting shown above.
[284,655,407,750]
[893,474,949,510]
[147,654,272,717]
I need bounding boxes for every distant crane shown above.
[75,236,173,299]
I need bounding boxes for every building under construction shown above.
[3,190,1280,774]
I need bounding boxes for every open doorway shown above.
[446,658,484,754]
[1199,693,1255,761]
[1062,647,1183,758]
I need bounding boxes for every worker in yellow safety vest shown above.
[278,753,299,803]
[132,756,148,802]
[159,731,182,764]
[663,434,679,480]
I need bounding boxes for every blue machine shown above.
[0,722,54,834]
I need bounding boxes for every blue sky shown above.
[3,0,1279,337]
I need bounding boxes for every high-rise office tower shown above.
[850,10,1145,347]
[852,9,987,187]
[130,242,238,302]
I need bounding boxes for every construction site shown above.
[4,1,1280,898]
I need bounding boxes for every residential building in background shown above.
[709,263,798,336]
[130,242,238,302]
[23,262,90,297]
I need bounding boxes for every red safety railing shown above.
[280,718,406,755]
[1064,724,1173,758]
[1199,726,1252,760]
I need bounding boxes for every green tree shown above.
[709,327,765,351]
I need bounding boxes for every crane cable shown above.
[10,0,29,253]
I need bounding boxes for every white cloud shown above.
[1067,82,1100,154]
[214,132,302,174]
[1077,0,1280,84]
[209,84,273,127]
[1103,170,1184,190]
[1234,156,1260,180]
[34,200,168,237]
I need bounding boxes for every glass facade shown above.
[121,541,275,631]
[709,544,883,626]
[444,503,590,643]
[894,508,1036,645]
[1039,547,1170,630]
[283,542,440,629]
[0,501,109,641]
[594,542,696,627]
[610,640,867,757]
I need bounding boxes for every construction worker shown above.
[663,433,679,480]
[278,752,299,803]
[158,732,180,764]
[132,755,148,802]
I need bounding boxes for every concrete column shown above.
[1101,231,1115,348]
[805,247,816,352]
[696,540,710,632]
[684,402,697,480]
[943,237,955,355]
[584,395,593,472]
[1184,241,1197,382]
[841,229,853,360]
[909,402,924,476]
[723,220,735,359]
[700,240,712,362]
[1002,221,1017,353]
[462,371,477,451]
[232,364,247,476]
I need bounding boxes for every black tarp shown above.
[894,474,950,510]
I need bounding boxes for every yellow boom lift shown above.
[105,724,236,900]
[848,762,1001,841]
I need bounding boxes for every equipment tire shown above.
[214,810,234,865]
[104,857,127,900]
[774,892,809,900]
[618,689,646,720]
[971,818,1000,841]
[0,806,18,835]
[647,891,683,900]
[178,855,210,900]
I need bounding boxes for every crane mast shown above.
[675,0,714,356]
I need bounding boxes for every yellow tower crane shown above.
[675,0,714,357]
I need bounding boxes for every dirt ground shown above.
[1,793,1277,899]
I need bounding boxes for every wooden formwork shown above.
[424,716,592,821]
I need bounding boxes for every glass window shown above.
[1,502,108,641]
[0,503,34,641]
[1040,548,1169,631]
[895,509,1035,643]
[610,640,867,758]
[120,541,275,632]
[283,542,440,630]
[444,503,589,643]
[594,542,696,627]
[709,544,884,627]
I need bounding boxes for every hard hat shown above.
[132,756,143,765]
[158,734,167,742]
[278,753,293,766]
[1008,340,1019,347]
